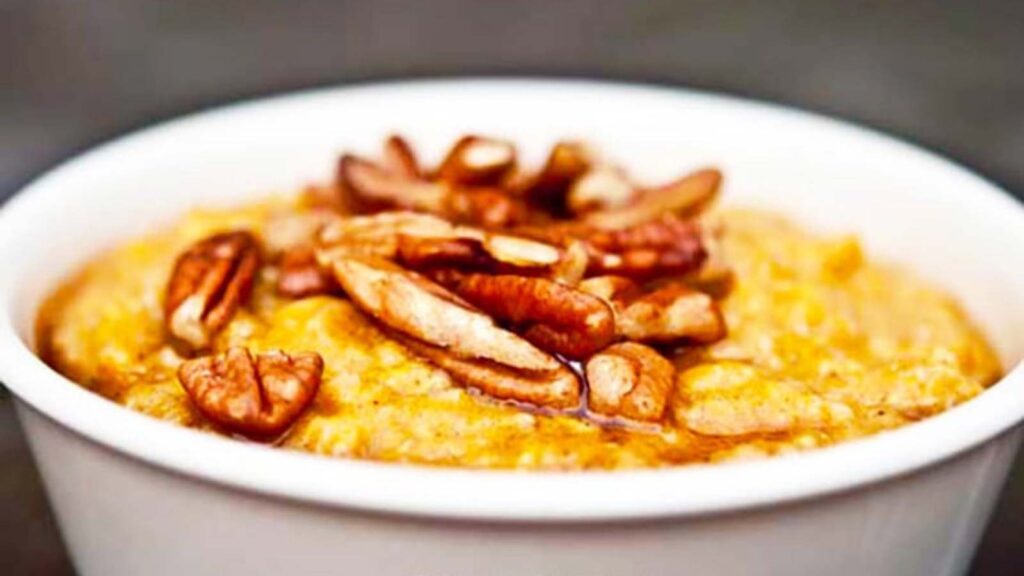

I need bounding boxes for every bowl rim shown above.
[1,77,1023,522]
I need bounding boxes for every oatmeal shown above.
[36,135,1000,469]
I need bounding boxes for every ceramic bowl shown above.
[1,79,1023,576]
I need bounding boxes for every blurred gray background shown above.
[1,1,1021,573]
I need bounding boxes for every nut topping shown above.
[178,347,323,439]
[337,154,448,214]
[276,246,338,298]
[273,135,728,420]
[586,342,675,422]
[578,277,726,345]
[401,337,581,410]
[444,187,529,228]
[577,275,642,303]
[318,211,567,276]
[395,236,491,269]
[165,231,261,349]
[585,215,708,279]
[584,168,721,230]
[435,272,616,360]
[437,136,517,186]
[519,141,594,213]
[567,166,637,214]
[618,284,725,344]
[382,134,422,179]
[331,256,559,372]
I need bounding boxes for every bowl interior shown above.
[1,79,1023,520]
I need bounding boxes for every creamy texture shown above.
[37,198,1001,469]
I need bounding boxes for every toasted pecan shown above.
[567,166,637,214]
[435,272,615,360]
[436,136,517,186]
[331,256,559,372]
[401,337,581,410]
[586,342,675,422]
[337,154,448,214]
[165,231,261,349]
[518,140,594,213]
[584,168,721,230]
[444,187,529,228]
[585,215,708,280]
[276,246,338,298]
[382,134,422,179]
[178,347,323,438]
[618,284,726,344]
[319,212,567,276]
[576,275,642,303]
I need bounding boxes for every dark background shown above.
[1,1,1021,573]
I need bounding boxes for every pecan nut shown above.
[178,347,323,438]
[436,135,517,186]
[435,272,615,360]
[585,215,708,279]
[618,284,726,344]
[577,275,642,303]
[395,236,491,270]
[518,141,594,213]
[337,154,448,214]
[330,256,559,372]
[165,231,261,349]
[579,277,726,345]
[381,134,422,179]
[401,337,581,410]
[584,168,721,230]
[566,166,637,214]
[276,246,338,298]
[513,217,708,281]
[444,187,529,228]
[586,342,675,422]
[318,212,566,276]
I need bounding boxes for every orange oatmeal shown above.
[36,135,1001,469]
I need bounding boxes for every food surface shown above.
[36,135,1001,469]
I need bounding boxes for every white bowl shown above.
[1,79,1023,576]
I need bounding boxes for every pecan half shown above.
[437,136,516,186]
[276,246,338,298]
[479,233,562,269]
[382,134,422,179]
[178,347,323,439]
[318,212,566,276]
[445,187,530,228]
[435,272,615,360]
[331,256,559,371]
[585,216,708,279]
[401,337,581,410]
[165,231,261,349]
[395,236,491,270]
[567,166,637,214]
[577,275,642,303]
[584,168,721,230]
[317,211,456,263]
[519,141,594,212]
[578,277,726,345]
[586,342,675,422]
[618,284,726,344]
[549,239,589,285]
[337,154,447,213]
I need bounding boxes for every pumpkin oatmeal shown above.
[36,135,1000,469]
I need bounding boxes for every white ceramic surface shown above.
[1,79,1023,576]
